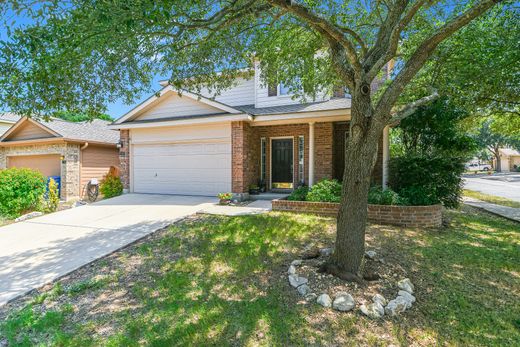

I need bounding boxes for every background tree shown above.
[0,0,507,278]
[54,111,112,123]
[472,117,520,172]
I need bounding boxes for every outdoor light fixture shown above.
[116,140,123,149]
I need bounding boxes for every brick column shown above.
[119,129,130,191]
[314,122,333,182]
[231,121,253,196]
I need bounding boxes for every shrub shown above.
[100,172,123,199]
[40,178,60,213]
[287,186,309,201]
[306,179,342,203]
[0,168,47,218]
[389,154,465,208]
[367,186,409,206]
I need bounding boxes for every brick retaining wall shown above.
[272,199,442,227]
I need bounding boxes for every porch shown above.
[231,120,390,197]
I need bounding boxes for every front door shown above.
[271,138,293,189]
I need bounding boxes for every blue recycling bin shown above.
[47,176,61,197]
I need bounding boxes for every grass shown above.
[463,189,520,208]
[1,208,519,346]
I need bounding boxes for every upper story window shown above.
[268,82,291,97]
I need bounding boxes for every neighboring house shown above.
[0,113,21,136]
[110,63,390,198]
[494,148,520,172]
[0,117,120,200]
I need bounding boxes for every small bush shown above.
[100,172,123,199]
[0,168,47,218]
[367,186,409,206]
[40,178,60,213]
[287,186,309,201]
[398,186,438,206]
[306,179,342,203]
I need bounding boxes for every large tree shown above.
[0,0,507,278]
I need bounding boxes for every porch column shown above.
[309,122,315,186]
[382,126,390,189]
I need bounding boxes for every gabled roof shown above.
[0,117,119,144]
[499,148,520,157]
[113,85,244,124]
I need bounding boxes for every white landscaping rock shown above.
[15,211,43,222]
[297,284,311,296]
[365,250,377,259]
[288,274,308,288]
[397,278,414,294]
[317,294,332,308]
[319,247,333,257]
[72,201,87,208]
[287,265,296,275]
[397,290,416,308]
[385,296,409,316]
[372,294,387,306]
[360,302,385,319]
[291,259,302,266]
[332,292,356,312]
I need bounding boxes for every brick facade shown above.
[119,129,130,190]
[0,143,81,200]
[272,199,443,227]
[231,121,383,194]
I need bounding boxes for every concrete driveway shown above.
[0,194,216,306]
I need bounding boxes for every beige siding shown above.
[0,121,14,136]
[7,154,61,177]
[80,145,119,197]
[6,122,55,141]
[136,92,223,121]
[199,77,255,106]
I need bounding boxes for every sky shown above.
[0,7,163,120]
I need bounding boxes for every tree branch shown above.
[375,0,502,119]
[388,91,440,125]
[267,0,362,74]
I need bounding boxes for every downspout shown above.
[79,142,89,198]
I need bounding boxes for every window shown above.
[260,138,267,182]
[279,82,290,96]
[268,83,277,97]
[298,135,304,185]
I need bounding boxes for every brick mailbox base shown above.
[272,199,443,228]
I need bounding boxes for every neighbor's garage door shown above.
[7,154,61,177]
[131,124,232,196]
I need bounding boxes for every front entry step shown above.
[250,193,290,201]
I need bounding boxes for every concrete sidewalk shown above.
[463,197,520,222]
[0,194,216,306]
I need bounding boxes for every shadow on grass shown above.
[370,206,520,346]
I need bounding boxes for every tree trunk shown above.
[323,90,384,279]
[493,148,501,172]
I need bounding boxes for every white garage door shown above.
[132,140,232,196]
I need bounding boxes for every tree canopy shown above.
[0,1,512,117]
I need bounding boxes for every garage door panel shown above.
[132,134,232,196]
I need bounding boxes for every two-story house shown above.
[110,62,389,199]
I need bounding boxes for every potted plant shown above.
[217,192,233,205]
[258,179,266,193]
[249,184,260,195]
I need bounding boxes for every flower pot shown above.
[249,188,260,195]
[219,199,231,205]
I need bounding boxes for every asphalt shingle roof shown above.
[1,115,119,144]
[235,98,351,116]
[0,113,21,123]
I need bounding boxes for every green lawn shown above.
[1,208,519,346]
[464,189,520,208]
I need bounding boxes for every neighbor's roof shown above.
[1,117,119,144]
[234,98,352,116]
[499,148,520,157]
[0,112,21,123]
